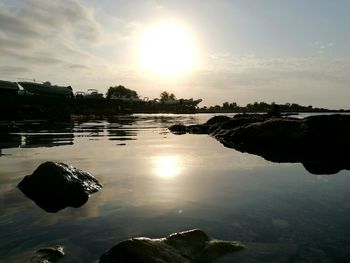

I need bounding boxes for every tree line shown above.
[105,86,347,112]
[197,101,346,113]
[106,86,176,102]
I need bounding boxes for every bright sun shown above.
[139,22,195,76]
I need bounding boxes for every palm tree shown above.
[160,91,176,102]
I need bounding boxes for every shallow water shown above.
[1,113,350,262]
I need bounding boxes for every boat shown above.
[85,89,104,99]
[110,93,143,102]
[18,81,73,98]
[177,98,203,106]
[75,89,104,99]
[154,98,203,106]
[0,80,19,95]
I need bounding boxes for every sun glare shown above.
[153,155,182,178]
[139,22,195,76]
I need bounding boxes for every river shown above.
[1,113,349,262]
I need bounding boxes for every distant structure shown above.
[0,80,19,95]
[75,89,104,99]
[18,81,73,98]
[0,79,203,119]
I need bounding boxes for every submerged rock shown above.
[31,245,64,263]
[169,114,350,175]
[169,124,209,134]
[18,161,102,212]
[168,124,188,134]
[99,229,244,263]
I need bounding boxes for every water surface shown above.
[1,114,350,262]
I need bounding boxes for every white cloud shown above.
[0,65,30,75]
[0,0,143,85]
[185,54,350,108]
[0,0,106,74]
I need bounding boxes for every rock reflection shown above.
[153,155,182,178]
[0,118,141,153]
[23,133,74,148]
[107,128,137,141]
[74,122,105,137]
[0,134,21,149]
[0,122,75,154]
[230,143,350,175]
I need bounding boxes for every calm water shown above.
[1,114,350,262]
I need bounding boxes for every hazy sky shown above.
[1,0,350,108]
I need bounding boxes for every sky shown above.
[1,0,350,109]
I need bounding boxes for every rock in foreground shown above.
[18,161,102,212]
[99,229,244,263]
[31,245,65,263]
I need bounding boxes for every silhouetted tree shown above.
[268,102,281,116]
[246,103,253,112]
[196,100,330,114]
[106,85,139,99]
[229,102,238,110]
[160,91,176,102]
[222,102,229,109]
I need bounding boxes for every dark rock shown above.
[99,229,244,263]
[187,124,210,134]
[169,114,350,175]
[205,115,231,126]
[168,124,187,134]
[218,117,305,148]
[31,245,64,263]
[18,161,102,212]
[302,161,347,175]
[210,115,269,136]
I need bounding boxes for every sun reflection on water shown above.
[153,155,182,178]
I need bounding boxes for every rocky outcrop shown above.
[169,114,350,175]
[31,245,64,263]
[99,229,244,263]
[18,161,102,212]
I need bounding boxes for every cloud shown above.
[0,2,41,39]
[17,0,102,42]
[0,0,103,73]
[186,53,350,108]
[203,53,350,82]
[68,64,89,70]
[0,65,30,75]
[0,0,143,88]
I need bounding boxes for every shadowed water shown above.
[1,114,350,262]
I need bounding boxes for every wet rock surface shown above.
[31,245,64,263]
[169,114,350,175]
[99,229,244,263]
[18,161,102,212]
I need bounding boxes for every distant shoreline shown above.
[1,93,349,121]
